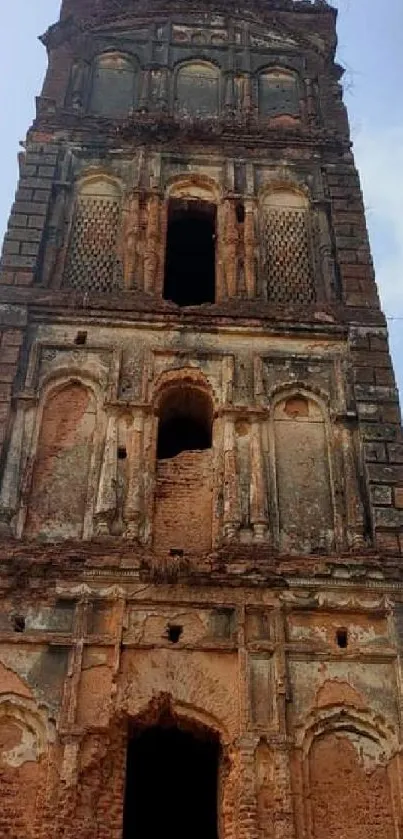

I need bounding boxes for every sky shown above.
[0,0,402,393]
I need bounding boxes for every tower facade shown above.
[0,1,403,837]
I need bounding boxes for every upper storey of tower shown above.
[35,0,348,148]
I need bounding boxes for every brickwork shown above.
[0,1,402,838]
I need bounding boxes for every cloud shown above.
[353,125,403,316]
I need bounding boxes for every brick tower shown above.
[0,0,402,837]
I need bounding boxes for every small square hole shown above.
[167,624,183,643]
[74,331,87,346]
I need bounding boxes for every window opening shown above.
[164,199,216,306]
[74,331,87,345]
[236,201,245,224]
[157,387,213,460]
[167,624,183,643]
[123,725,219,839]
[11,615,25,633]
[118,446,127,460]
[336,628,348,649]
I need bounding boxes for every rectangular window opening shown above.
[163,198,216,306]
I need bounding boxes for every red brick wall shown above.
[153,449,213,554]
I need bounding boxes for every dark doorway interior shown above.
[123,724,219,839]
[164,199,216,306]
[157,387,213,459]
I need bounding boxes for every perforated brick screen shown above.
[63,195,122,293]
[264,208,315,304]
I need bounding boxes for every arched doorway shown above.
[123,723,220,839]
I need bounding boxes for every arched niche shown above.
[307,725,396,839]
[261,186,315,304]
[153,381,214,554]
[272,392,335,553]
[258,69,300,118]
[89,52,137,117]
[63,175,123,293]
[175,61,220,117]
[0,697,52,839]
[25,380,98,541]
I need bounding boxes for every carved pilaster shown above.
[272,745,297,839]
[0,402,27,534]
[138,68,150,110]
[124,413,144,541]
[216,201,226,302]
[143,193,161,294]
[237,737,260,839]
[43,184,71,289]
[121,192,140,289]
[223,419,241,539]
[142,412,158,545]
[224,199,238,299]
[224,72,235,110]
[244,199,256,298]
[314,200,338,301]
[69,60,87,112]
[250,421,269,542]
[341,423,366,549]
[95,415,118,536]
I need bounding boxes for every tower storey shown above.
[0,1,402,837]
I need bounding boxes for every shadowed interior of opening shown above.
[123,724,219,839]
[157,386,213,459]
[164,198,216,306]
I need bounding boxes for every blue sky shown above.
[0,0,402,394]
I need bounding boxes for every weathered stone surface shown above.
[0,1,401,838]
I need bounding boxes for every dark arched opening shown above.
[157,386,213,460]
[123,724,220,839]
[164,198,216,306]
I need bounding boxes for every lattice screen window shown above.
[63,179,122,294]
[263,190,315,304]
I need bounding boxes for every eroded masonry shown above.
[0,0,402,837]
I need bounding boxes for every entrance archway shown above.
[123,723,220,839]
